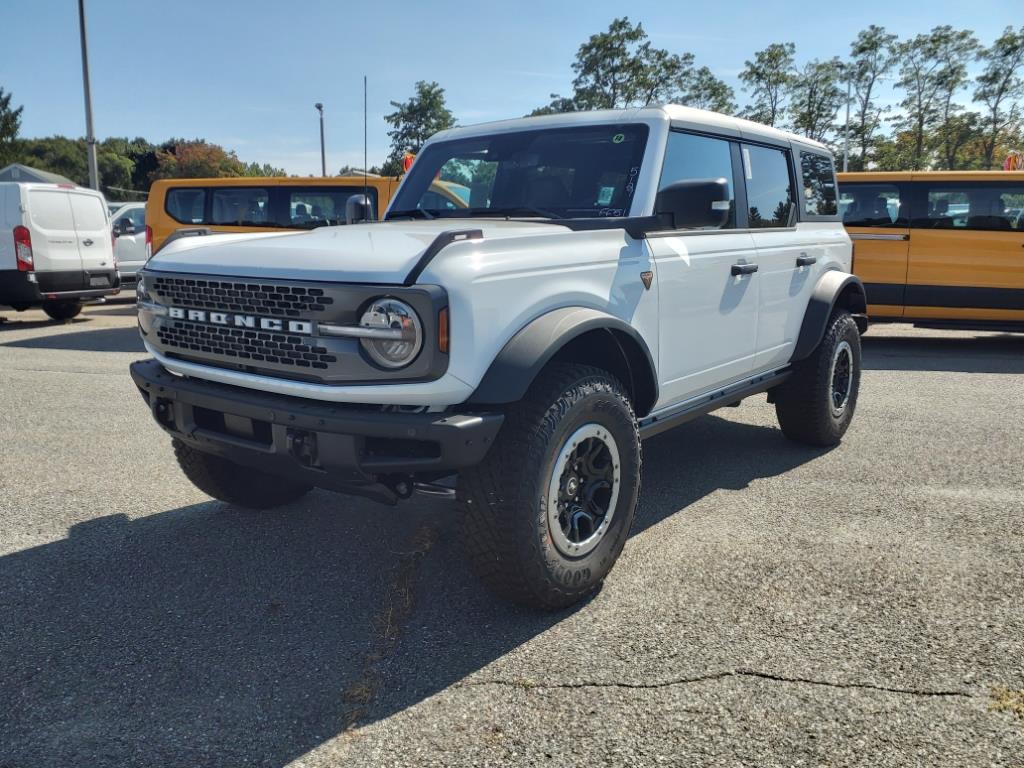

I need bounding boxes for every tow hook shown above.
[380,474,415,499]
[286,429,317,468]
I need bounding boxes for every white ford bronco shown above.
[132,106,866,609]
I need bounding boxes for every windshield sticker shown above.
[597,186,615,205]
[598,208,625,217]
[624,166,640,198]
[612,133,625,144]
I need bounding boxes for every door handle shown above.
[731,263,758,276]
[796,254,817,267]
[82,239,94,246]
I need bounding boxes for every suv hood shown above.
[147,220,561,283]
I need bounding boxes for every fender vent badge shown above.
[640,271,653,290]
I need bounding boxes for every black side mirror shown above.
[122,219,136,235]
[345,194,375,225]
[654,178,731,230]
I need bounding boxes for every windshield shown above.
[388,124,649,220]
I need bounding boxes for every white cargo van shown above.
[0,182,120,320]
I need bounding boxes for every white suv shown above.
[132,106,866,608]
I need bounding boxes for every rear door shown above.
[68,191,114,285]
[838,180,911,317]
[906,179,1024,322]
[26,188,83,281]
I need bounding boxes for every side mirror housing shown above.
[654,178,731,230]
[345,194,376,225]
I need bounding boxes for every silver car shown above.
[111,203,147,287]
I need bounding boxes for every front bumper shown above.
[130,359,503,501]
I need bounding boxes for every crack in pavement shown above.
[459,669,974,698]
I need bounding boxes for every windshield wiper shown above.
[478,206,564,220]
[388,208,435,220]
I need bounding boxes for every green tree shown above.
[17,136,88,183]
[975,26,1024,168]
[845,26,898,170]
[740,43,796,126]
[894,26,978,169]
[383,81,455,175]
[788,58,843,142]
[0,87,23,167]
[243,161,287,177]
[531,17,733,115]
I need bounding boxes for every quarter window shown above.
[659,132,735,228]
[838,183,904,227]
[800,152,838,216]
[917,183,1024,231]
[210,188,269,226]
[742,144,794,228]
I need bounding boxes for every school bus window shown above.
[839,184,903,227]
[917,183,1024,231]
[165,188,205,224]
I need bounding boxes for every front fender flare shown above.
[466,307,657,413]
[792,271,867,362]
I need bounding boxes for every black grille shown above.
[156,321,338,370]
[152,276,334,318]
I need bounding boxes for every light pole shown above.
[77,0,99,190]
[314,103,326,176]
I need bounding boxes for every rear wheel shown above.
[42,300,83,321]
[173,439,312,509]
[459,363,642,610]
[774,310,861,446]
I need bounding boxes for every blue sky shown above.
[0,0,1015,175]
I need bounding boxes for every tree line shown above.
[2,18,1022,197]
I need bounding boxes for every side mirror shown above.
[114,218,135,235]
[654,178,731,230]
[345,194,376,225]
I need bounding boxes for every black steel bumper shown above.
[130,359,503,501]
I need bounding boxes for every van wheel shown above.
[173,439,312,509]
[774,310,861,447]
[42,300,83,321]
[458,363,642,610]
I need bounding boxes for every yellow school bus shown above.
[837,171,1024,330]
[146,175,401,255]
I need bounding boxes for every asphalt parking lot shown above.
[1,301,1022,767]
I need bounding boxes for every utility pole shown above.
[842,76,851,173]
[315,103,326,176]
[77,0,99,190]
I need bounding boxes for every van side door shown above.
[906,179,1024,322]
[838,180,911,317]
[68,191,113,285]
[646,131,759,406]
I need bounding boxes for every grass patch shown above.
[991,688,1024,720]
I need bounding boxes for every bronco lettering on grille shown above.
[168,307,313,335]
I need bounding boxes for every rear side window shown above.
[659,132,736,228]
[289,187,379,227]
[838,184,905,227]
[742,144,794,228]
[28,190,75,231]
[800,153,837,216]
[916,182,1024,231]
[166,188,206,224]
[211,188,269,226]
[68,194,107,231]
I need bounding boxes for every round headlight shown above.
[359,298,423,369]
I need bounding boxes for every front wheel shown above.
[458,363,642,610]
[42,300,83,321]
[774,310,862,446]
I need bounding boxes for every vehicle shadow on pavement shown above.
[0,415,823,767]
[862,333,1024,374]
[1,326,145,353]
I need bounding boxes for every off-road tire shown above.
[42,300,83,321]
[458,363,642,610]
[173,438,312,509]
[774,309,861,447]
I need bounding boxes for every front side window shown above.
[288,187,379,227]
[800,152,838,216]
[388,124,649,219]
[917,183,1024,231]
[210,188,269,226]
[659,132,735,228]
[838,183,904,227]
[166,188,206,225]
[743,144,794,228]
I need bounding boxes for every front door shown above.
[649,131,759,407]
